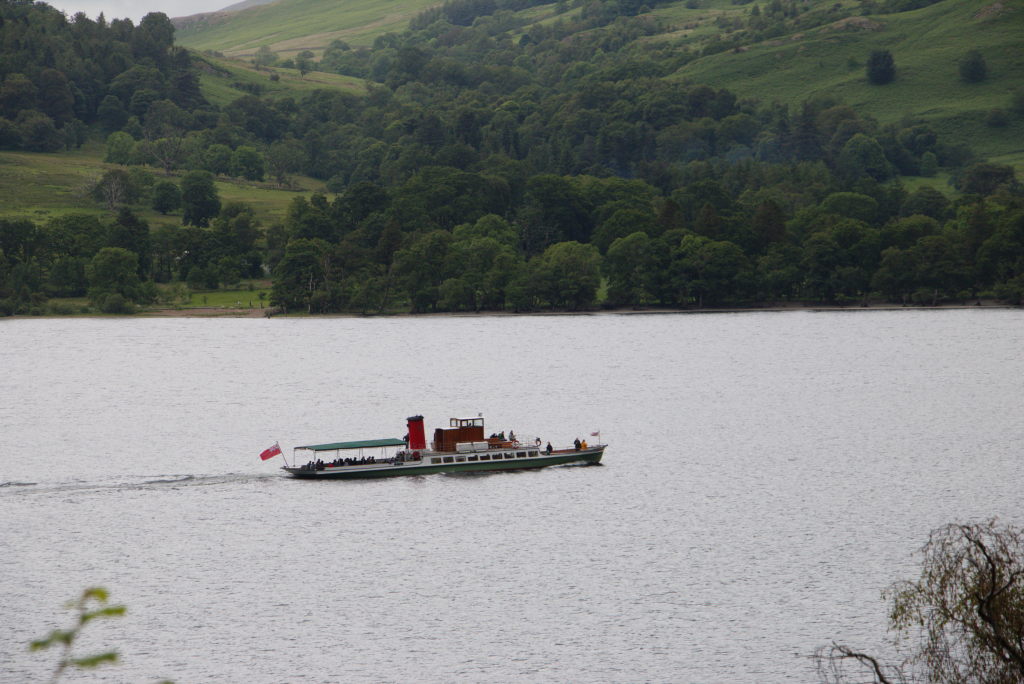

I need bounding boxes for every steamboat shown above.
[281,415,604,479]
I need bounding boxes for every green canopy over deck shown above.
[295,438,405,452]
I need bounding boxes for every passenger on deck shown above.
[546,442,552,454]
[509,430,516,442]
[573,438,581,451]
[581,439,588,449]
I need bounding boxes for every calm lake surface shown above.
[3,310,1023,683]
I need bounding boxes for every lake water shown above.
[3,310,1023,683]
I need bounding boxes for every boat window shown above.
[468,455,478,462]
[479,454,490,461]
[443,456,454,464]
[504,453,514,459]
[516,451,526,458]
[431,457,441,464]
[456,455,466,462]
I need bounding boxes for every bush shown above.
[866,50,895,85]
[958,49,987,83]
[95,292,136,314]
[1012,89,1024,117]
[46,301,78,315]
[152,180,181,214]
[919,151,938,177]
[985,108,1009,128]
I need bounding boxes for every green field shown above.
[175,0,441,58]
[194,52,366,107]
[172,280,272,308]
[0,145,326,229]
[42,281,274,316]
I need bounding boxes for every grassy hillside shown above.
[0,143,326,228]
[667,0,1024,168]
[175,0,441,58]
[193,52,366,107]
[176,0,1023,173]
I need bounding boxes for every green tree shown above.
[899,187,949,220]
[919,151,938,177]
[265,138,304,187]
[672,234,753,307]
[957,163,1018,196]
[97,95,129,132]
[592,207,657,254]
[296,50,315,78]
[152,180,181,214]
[109,208,152,278]
[394,230,453,312]
[0,73,37,118]
[838,134,892,183]
[254,45,278,70]
[531,241,602,310]
[519,175,592,254]
[757,243,803,302]
[47,256,89,297]
[230,145,264,181]
[866,50,895,85]
[104,132,136,165]
[271,238,332,312]
[820,192,879,224]
[87,247,141,306]
[958,49,987,83]
[36,68,75,126]
[604,231,654,307]
[180,170,220,227]
[750,199,787,254]
[17,111,63,152]
[91,169,139,210]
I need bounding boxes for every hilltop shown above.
[173,0,441,59]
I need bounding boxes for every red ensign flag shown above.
[260,443,282,461]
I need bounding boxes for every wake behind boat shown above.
[278,415,604,479]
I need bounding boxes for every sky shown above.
[49,0,227,23]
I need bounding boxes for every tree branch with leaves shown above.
[817,519,1024,684]
[30,587,126,683]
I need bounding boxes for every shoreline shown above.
[4,302,1017,321]
[139,300,1019,318]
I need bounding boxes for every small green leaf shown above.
[69,651,118,668]
[81,587,109,602]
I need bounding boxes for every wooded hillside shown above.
[1,0,1022,316]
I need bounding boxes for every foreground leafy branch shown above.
[30,587,125,683]
[817,519,1024,684]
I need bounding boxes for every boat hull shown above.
[282,447,604,479]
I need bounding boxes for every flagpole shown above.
[278,441,290,467]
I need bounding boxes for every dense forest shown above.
[1,0,1022,315]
